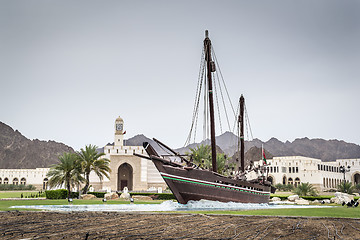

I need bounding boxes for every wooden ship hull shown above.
[141,143,273,204]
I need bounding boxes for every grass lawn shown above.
[0,191,43,199]
[0,198,165,211]
[1,193,359,219]
[185,206,360,218]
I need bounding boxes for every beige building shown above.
[252,156,360,191]
[88,116,166,192]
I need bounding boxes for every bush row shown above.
[44,190,176,200]
[45,189,79,199]
[271,194,360,201]
[130,192,176,200]
[0,184,36,191]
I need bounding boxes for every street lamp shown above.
[339,165,351,193]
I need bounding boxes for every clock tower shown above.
[114,116,124,146]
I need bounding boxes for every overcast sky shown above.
[1,0,359,151]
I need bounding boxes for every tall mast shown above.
[204,30,217,173]
[239,95,245,172]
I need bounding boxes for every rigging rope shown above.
[184,50,205,147]
[212,47,237,118]
[244,103,254,141]
[213,72,223,134]
[232,100,240,133]
[215,67,232,132]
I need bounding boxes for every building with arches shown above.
[0,168,49,190]
[252,156,360,191]
[87,116,166,192]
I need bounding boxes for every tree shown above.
[77,144,111,193]
[186,144,234,176]
[47,152,84,199]
[293,182,318,196]
[187,144,211,169]
[337,182,355,194]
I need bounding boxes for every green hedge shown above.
[0,184,36,191]
[87,192,106,198]
[270,195,360,201]
[130,192,176,200]
[270,195,289,201]
[45,189,79,199]
[301,196,333,201]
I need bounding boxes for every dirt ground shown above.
[1,211,360,240]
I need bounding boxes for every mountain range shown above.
[174,131,360,162]
[1,121,360,169]
[0,122,74,169]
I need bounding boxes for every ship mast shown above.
[204,30,217,173]
[239,95,245,173]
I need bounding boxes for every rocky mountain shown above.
[3,119,359,169]
[0,122,74,169]
[230,146,274,169]
[176,131,360,162]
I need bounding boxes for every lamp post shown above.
[339,165,351,193]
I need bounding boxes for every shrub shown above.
[274,184,284,191]
[274,184,295,192]
[45,189,79,199]
[293,183,318,196]
[87,192,106,198]
[337,182,355,194]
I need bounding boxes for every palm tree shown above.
[77,144,111,193]
[187,144,234,176]
[337,182,355,194]
[187,144,211,169]
[293,182,317,196]
[47,152,84,199]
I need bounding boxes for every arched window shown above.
[288,178,293,185]
[4,178,8,184]
[282,176,287,185]
[43,178,48,190]
[13,178,19,185]
[0,178,2,184]
[294,177,300,187]
[20,178,26,185]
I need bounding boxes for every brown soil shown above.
[1,211,360,239]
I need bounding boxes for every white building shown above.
[252,156,360,191]
[0,168,49,190]
[0,116,166,192]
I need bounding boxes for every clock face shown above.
[116,123,123,131]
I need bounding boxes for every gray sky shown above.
[1,0,359,151]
